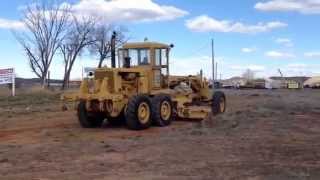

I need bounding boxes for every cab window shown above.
[161,49,168,66]
[128,49,139,66]
[155,48,168,66]
[119,49,150,67]
[155,49,161,66]
[139,49,150,65]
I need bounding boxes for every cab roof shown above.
[122,42,170,49]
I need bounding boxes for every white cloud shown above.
[304,51,320,58]
[0,18,25,30]
[68,0,188,23]
[287,63,307,68]
[283,63,314,76]
[170,56,227,79]
[0,0,187,30]
[241,48,256,53]
[265,51,296,59]
[230,65,265,71]
[185,15,287,34]
[255,0,320,14]
[275,38,293,47]
[248,65,266,71]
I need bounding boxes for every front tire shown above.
[77,101,104,128]
[125,95,152,130]
[151,95,174,127]
[212,91,226,115]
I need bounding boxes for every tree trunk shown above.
[61,63,69,90]
[98,56,104,68]
[41,72,47,88]
[62,58,76,90]
[61,77,67,90]
[61,71,70,90]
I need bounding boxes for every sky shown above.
[0,0,320,80]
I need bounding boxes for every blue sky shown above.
[0,0,320,79]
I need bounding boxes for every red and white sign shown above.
[0,68,15,85]
[0,68,15,96]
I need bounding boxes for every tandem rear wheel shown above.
[125,95,153,130]
[151,95,174,127]
[125,94,175,130]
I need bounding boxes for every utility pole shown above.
[211,38,215,89]
[215,62,218,81]
[81,66,84,80]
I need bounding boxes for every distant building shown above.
[219,76,310,90]
[287,80,300,89]
[265,78,283,89]
[270,76,309,89]
[304,76,320,88]
[220,77,247,88]
[253,79,267,89]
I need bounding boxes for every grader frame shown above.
[62,41,226,130]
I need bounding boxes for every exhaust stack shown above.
[111,31,116,68]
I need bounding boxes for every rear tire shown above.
[212,91,226,115]
[125,95,152,130]
[151,95,174,127]
[77,101,104,128]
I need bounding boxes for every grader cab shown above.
[62,41,226,130]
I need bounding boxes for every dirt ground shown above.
[0,89,320,180]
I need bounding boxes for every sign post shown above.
[0,68,15,96]
[12,68,15,96]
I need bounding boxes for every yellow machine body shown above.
[62,41,220,121]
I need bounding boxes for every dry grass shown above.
[0,88,60,107]
[0,86,61,119]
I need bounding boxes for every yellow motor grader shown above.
[62,41,226,130]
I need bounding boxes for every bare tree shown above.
[60,16,96,90]
[14,2,70,87]
[89,25,127,68]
